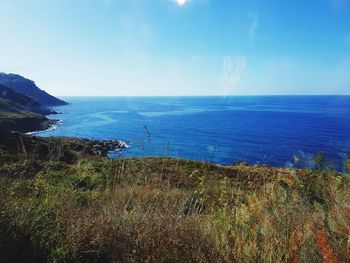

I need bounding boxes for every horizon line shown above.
[56,94,350,97]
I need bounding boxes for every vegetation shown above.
[0,73,65,132]
[0,84,40,108]
[0,99,54,133]
[0,84,57,115]
[0,103,51,133]
[0,133,349,262]
[0,98,26,112]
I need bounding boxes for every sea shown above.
[36,96,350,170]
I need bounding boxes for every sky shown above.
[0,0,350,96]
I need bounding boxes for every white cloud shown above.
[220,56,247,96]
[248,12,259,42]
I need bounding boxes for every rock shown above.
[88,140,127,156]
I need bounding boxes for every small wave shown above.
[26,120,63,135]
[138,107,220,117]
[118,140,129,149]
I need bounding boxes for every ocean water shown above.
[37,96,350,169]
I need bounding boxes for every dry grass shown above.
[1,134,350,262]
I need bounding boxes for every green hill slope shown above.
[0,98,54,133]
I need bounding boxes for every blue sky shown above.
[0,0,350,96]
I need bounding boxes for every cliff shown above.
[0,84,56,115]
[0,73,67,106]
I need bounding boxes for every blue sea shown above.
[37,96,350,170]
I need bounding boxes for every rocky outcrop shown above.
[90,140,128,156]
[0,133,128,164]
[0,110,56,133]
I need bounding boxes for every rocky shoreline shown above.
[0,113,58,134]
[90,139,128,156]
[25,119,61,135]
[0,132,128,165]
[0,73,68,134]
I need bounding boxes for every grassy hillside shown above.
[0,84,40,108]
[0,99,54,133]
[0,98,25,112]
[0,133,349,262]
[0,100,50,133]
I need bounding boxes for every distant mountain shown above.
[0,73,67,106]
[0,84,56,115]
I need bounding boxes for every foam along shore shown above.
[0,132,128,162]
[24,118,129,157]
[0,111,58,134]
[90,139,129,156]
[26,119,63,135]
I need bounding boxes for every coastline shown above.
[0,113,57,134]
[1,97,349,262]
[26,119,62,135]
[37,96,350,171]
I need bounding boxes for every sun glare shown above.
[176,0,187,6]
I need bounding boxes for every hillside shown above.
[0,74,66,133]
[0,133,349,262]
[0,98,25,112]
[0,73,67,106]
[0,84,56,115]
[0,99,54,133]
[0,84,40,108]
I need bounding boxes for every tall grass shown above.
[1,133,350,262]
